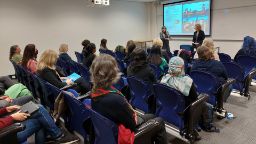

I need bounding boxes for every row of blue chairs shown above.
[12,60,178,143]
[11,61,121,143]
[56,58,91,82]
[218,54,256,97]
[127,76,209,143]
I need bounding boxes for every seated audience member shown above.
[81,39,91,57]
[115,45,126,56]
[127,48,157,83]
[234,36,256,60]
[161,57,197,107]
[124,41,136,64]
[83,43,96,68]
[202,38,219,61]
[161,56,216,132]
[9,45,22,64]
[37,49,90,94]
[191,46,228,84]
[147,44,168,72]
[191,46,229,113]
[21,44,38,73]
[90,54,167,144]
[0,104,78,143]
[58,43,72,62]
[152,38,171,62]
[99,38,108,50]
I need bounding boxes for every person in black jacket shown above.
[81,39,91,57]
[82,43,96,68]
[37,49,90,94]
[58,44,72,62]
[124,41,136,64]
[127,48,157,83]
[160,26,170,53]
[192,24,205,49]
[90,54,167,144]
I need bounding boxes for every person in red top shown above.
[90,54,167,144]
[0,104,79,144]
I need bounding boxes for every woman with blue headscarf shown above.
[161,56,217,133]
[234,36,256,60]
[160,56,197,107]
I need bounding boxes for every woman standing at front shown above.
[192,24,205,49]
[160,26,171,53]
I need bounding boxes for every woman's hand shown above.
[11,111,30,121]
[6,105,20,112]
[0,96,13,102]
[66,79,73,85]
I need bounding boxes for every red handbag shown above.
[118,124,135,144]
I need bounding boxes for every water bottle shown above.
[226,112,235,120]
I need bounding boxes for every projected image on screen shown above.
[164,0,211,36]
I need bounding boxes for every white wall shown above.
[150,0,256,57]
[0,0,150,75]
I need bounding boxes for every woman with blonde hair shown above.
[202,38,219,61]
[37,49,90,94]
[58,43,72,62]
[90,54,167,144]
[192,24,205,49]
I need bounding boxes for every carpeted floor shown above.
[168,86,256,144]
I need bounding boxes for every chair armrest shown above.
[0,123,25,139]
[180,94,209,115]
[245,69,256,80]
[60,83,77,91]
[221,78,236,92]
[135,119,161,144]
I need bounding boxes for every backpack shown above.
[4,83,32,99]
[200,103,219,132]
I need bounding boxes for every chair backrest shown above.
[180,45,193,52]
[44,82,61,109]
[236,55,256,75]
[218,53,231,63]
[10,61,21,82]
[32,75,50,106]
[64,94,118,143]
[153,83,185,129]
[116,59,127,74]
[127,77,151,113]
[113,77,127,91]
[149,64,162,79]
[190,70,219,106]
[75,51,84,63]
[74,62,91,82]
[222,62,244,91]
[90,109,118,144]
[63,94,91,139]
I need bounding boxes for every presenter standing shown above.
[160,26,171,53]
[192,24,205,49]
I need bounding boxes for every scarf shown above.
[91,86,124,98]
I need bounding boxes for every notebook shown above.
[20,101,39,115]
